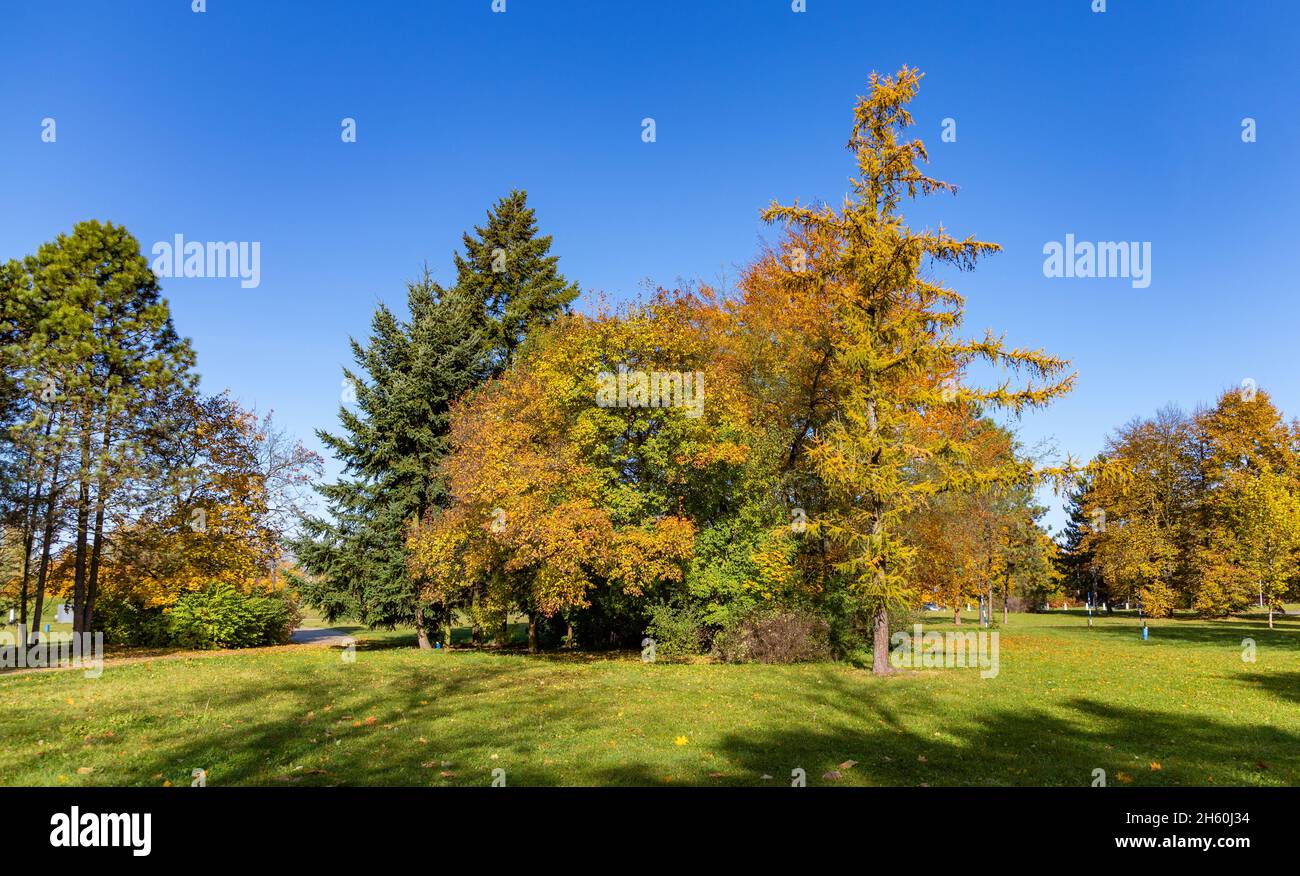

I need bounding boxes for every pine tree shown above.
[1058,475,1103,607]
[1,221,195,635]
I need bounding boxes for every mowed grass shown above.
[1,611,1297,787]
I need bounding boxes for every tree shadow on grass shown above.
[589,673,1300,788]
[1081,617,1296,648]
[54,651,632,787]
[1235,670,1300,707]
[18,645,1300,788]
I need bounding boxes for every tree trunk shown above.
[29,440,65,646]
[527,614,539,653]
[871,608,892,675]
[18,413,58,628]
[470,578,487,646]
[85,504,106,633]
[18,479,38,629]
[1268,607,1274,630]
[31,503,59,647]
[83,416,115,634]
[71,426,91,634]
[414,605,433,650]
[953,606,961,625]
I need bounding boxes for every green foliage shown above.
[644,602,709,661]
[92,596,171,647]
[1,220,197,633]
[290,269,485,632]
[293,191,578,644]
[453,189,580,372]
[166,584,301,650]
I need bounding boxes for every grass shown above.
[0,611,1297,787]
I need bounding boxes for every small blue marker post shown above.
[1141,623,1149,641]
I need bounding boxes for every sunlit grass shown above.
[1,611,1296,787]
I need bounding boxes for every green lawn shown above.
[1,611,1297,787]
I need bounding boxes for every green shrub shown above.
[92,597,171,647]
[167,583,302,650]
[644,602,709,661]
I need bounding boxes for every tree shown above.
[759,68,1073,673]
[0,221,195,636]
[407,291,750,652]
[452,189,580,374]
[1192,388,1300,618]
[1063,388,1300,621]
[1228,471,1300,628]
[84,392,287,606]
[1073,408,1192,618]
[295,193,579,648]
[291,272,486,647]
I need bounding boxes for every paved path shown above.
[290,627,356,647]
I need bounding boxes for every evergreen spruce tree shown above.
[291,192,579,647]
[1058,475,1103,608]
[453,189,579,373]
[290,272,485,647]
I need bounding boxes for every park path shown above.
[290,627,356,647]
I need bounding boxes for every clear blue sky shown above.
[3,0,1298,533]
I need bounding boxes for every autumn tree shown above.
[295,192,578,648]
[1062,388,1300,621]
[1190,388,1300,618]
[1227,471,1300,628]
[408,291,754,651]
[759,68,1073,673]
[1075,408,1192,618]
[82,392,290,606]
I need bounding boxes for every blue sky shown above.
[3,0,1298,533]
